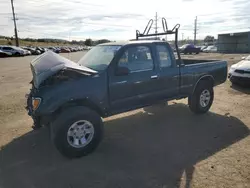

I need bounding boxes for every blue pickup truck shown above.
[26,21,227,158]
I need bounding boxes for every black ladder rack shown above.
[135,17,181,60]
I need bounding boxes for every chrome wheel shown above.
[67,120,94,148]
[200,89,211,107]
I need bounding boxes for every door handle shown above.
[135,81,142,84]
[151,75,158,79]
[115,80,127,84]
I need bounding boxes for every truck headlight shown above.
[32,97,41,110]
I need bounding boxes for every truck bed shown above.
[179,59,228,92]
[182,59,218,65]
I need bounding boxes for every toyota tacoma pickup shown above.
[26,21,227,158]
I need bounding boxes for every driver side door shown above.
[108,44,158,114]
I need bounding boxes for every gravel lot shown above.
[0,52,249,188]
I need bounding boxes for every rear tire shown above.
[52,106,103,158]
[188,80,214,114]
[15,52,20,56]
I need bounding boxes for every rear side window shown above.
[2,47,12,50]
[118,46,153,72]
[156,45,172,68]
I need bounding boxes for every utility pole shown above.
[11,0,19,46]
[194,16,197,45]
[181,33,184,45]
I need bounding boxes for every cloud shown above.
[0,0,249,40]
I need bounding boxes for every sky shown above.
[0,0,250,41]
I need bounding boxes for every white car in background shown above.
[228,55,250,86]
[203,45,217,53]
[0,49,12,57]
[0,46,26,56]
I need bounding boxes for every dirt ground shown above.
[0,52,249,188]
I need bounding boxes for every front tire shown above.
[188,80,214,114]
[52,106,103,158]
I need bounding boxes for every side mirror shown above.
[115,66,129,76]
[241,57,246,60]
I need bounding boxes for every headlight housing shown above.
[32,97,41,110]
[229,66,236,73]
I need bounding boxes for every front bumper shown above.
[229,75,250,86]
[25,89,42,129]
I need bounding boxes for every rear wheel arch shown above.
[192,75,214,94]
[189,76,215,114]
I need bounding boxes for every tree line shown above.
[0,35,110,46]
[0,35,215,46]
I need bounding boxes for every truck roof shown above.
[98,40,168,46]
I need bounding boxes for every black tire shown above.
[15,52,20,56]
[188,80,214,114]
[52,106,103,158]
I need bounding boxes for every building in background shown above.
[217,31,250,53]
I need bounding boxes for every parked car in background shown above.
[203,46,217,53]
[69,47,77,52]
[179,44,201,54]
[22,47,41,55]
[77,46,84,51]
[55,47,61,53]
[83,46,91,50]
[60,47,71,53]
[201,46,208,52]
[0,46,26,56]
[35,47,46,53]
[22,48,32,55]
[0,49,12,57]
[47,47,60,53]
[228,55,250,86]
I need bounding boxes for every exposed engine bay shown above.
[30,50,96,88]
[39,68,90,87]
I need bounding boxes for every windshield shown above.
[206,46,214,49]
[78,45,121,71]
[180,44,189,48]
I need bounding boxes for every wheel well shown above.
[192,75,214,93]
[52,99,104,119]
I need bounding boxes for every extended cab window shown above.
[156,45,172,68]
[118,46,153,72]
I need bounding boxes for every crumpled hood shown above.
[231,60,250,70]
[30,50,97,88]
